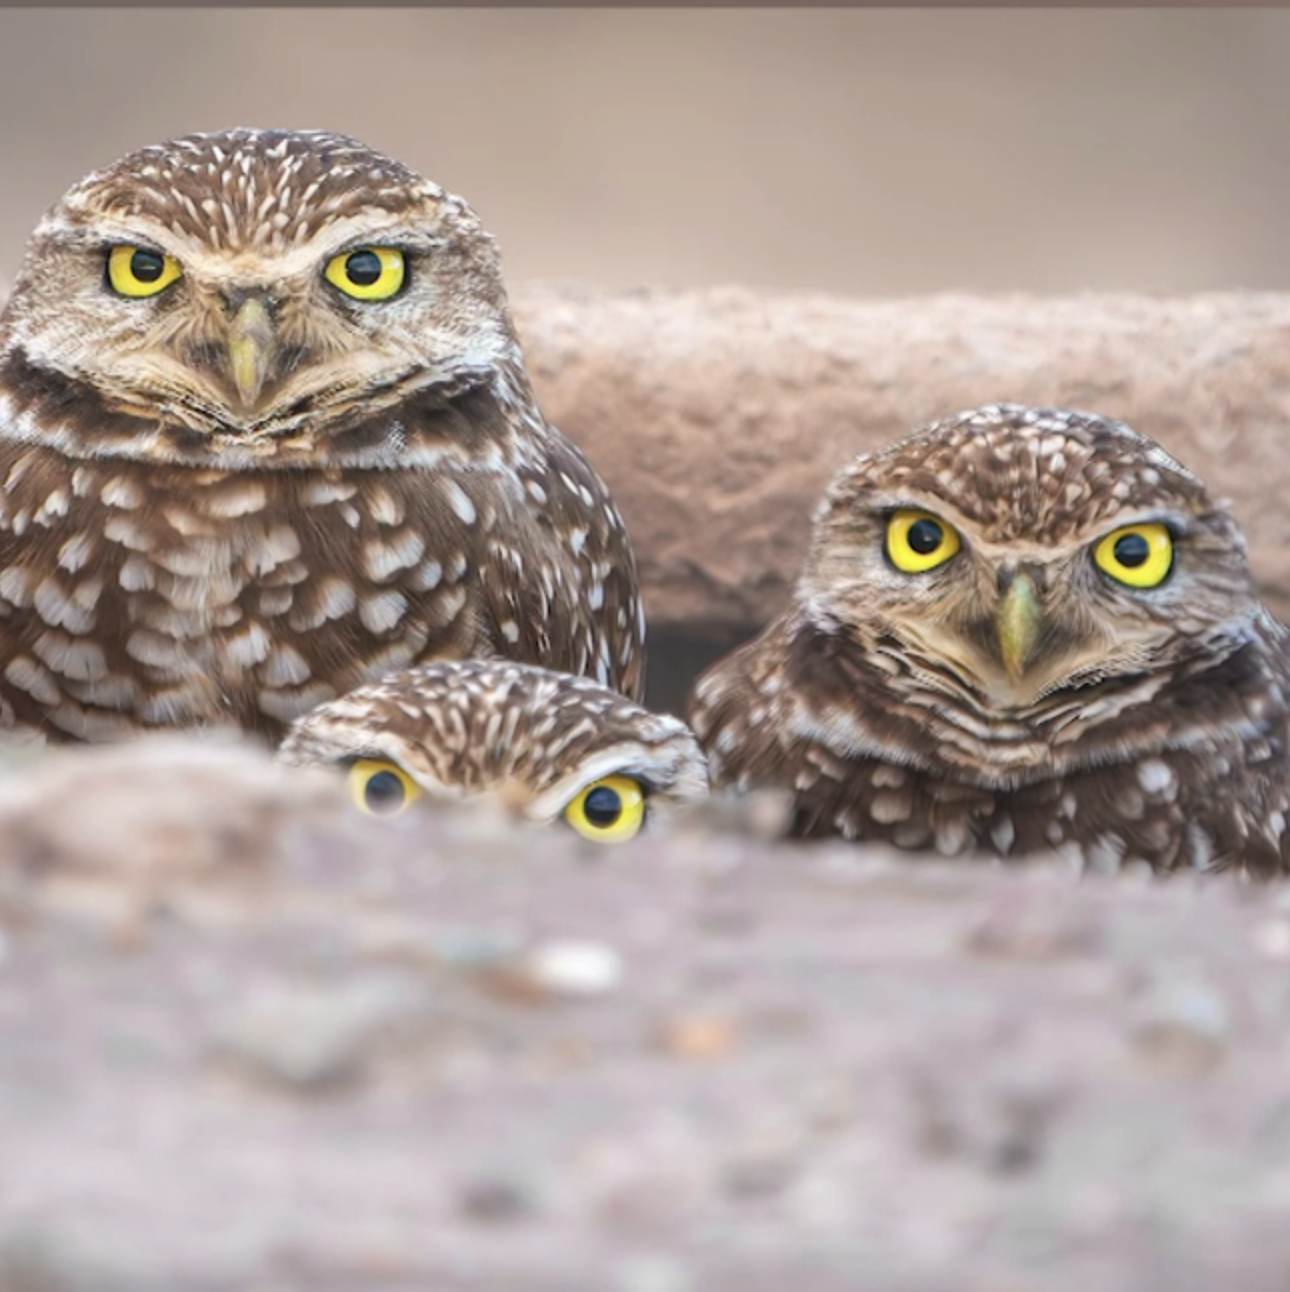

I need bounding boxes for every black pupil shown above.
[907,518,943,555]
[345,250,383,287]
[130,249,165,283]
[364,770,406,815]
[1113,533,1151,568]
[583,785,623,828]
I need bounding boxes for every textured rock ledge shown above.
[2,740,1290,1291]
[513,289,1290,702]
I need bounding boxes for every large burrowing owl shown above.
[279,658,707,842]
[688,405,1290,876]
[0,128,644,743]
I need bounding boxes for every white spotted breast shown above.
[0,443,606,741]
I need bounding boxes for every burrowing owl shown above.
[688,405,1290,876]
[279,658,707,842]
[0,128,643,743]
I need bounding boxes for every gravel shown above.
[0,774,1288,1290]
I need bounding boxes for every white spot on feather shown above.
[101,476,145,510]
[0,568,31,607]
[34,577,95,634]
[5,656,59,705]
[363,531,426,582]
[443,480,477,524]
[218,622,272,672]
[1137,759,1177,799]
[33,632,106,682]
[261,646,312,687]
[360,591,407,634]
[203,482,267,519]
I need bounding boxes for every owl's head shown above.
[277,659,709,844]
[0,128,520,463]
[800,405,1258,711]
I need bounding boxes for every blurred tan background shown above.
[2,8,1290,296]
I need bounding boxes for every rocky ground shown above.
[2,741,1290,1291]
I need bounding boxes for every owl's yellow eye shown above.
[107,245,182,298]
[324,246,406,301]
[1093,522,1174,589]
[347,758,422,817]
[885,509,961,574]
[564,774,647,843]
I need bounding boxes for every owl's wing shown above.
[478,431,646,702]
[686,627,797,791]
[688,617,949,841]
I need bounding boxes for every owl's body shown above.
[0,129,643,742]
[0,390,634,740]
[689,406,1290,876]
[280,658,708,836]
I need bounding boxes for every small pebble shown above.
[616,1254,695,1292]
[1254,919,1290,960]
[524,940,623,996]
[213,973,426,1089]
[966,894,1100,961]
[357,915,525,969]
[656,1014,740,1060]
[1130,978,1230,1077]
[457,1177,536,1224]
[722,1149,797,1196]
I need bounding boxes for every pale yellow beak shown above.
[995,572,1042,681]
[227,297,276,409]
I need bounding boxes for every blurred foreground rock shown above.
[2,742,1290,1289]
[513,289,1290,705]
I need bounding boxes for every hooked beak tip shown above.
[226,298,275,409]
[996,574,1043,682]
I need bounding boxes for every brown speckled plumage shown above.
[0,129,644,743]
[687,405,1290,875]
[279,658,707,824]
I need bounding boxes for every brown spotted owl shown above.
[687,405,1290,876]
[278,658,707,843]
[0,128,644,744]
